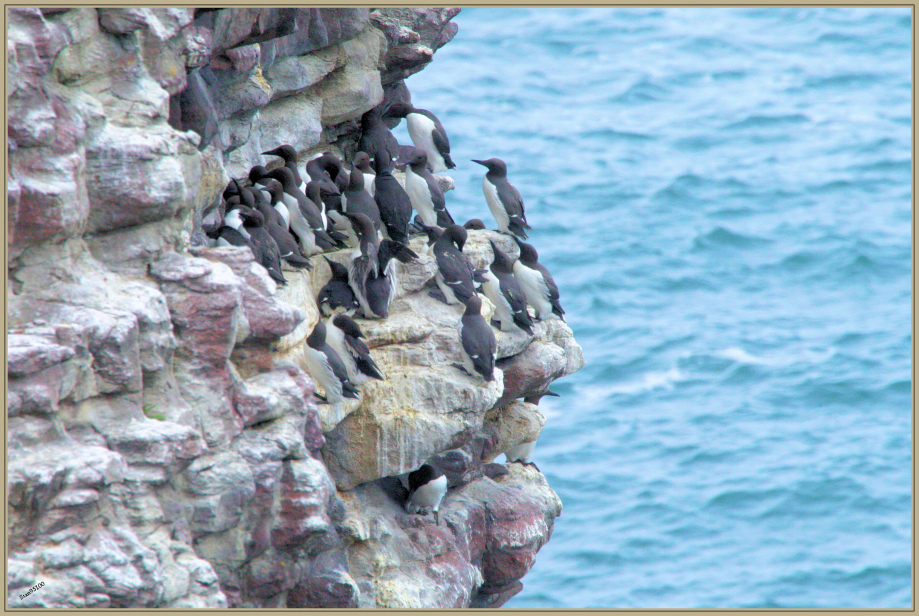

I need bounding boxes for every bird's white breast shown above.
[482,179,509,232]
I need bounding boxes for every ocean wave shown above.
[725,113,811,130]
[691,226,774,250]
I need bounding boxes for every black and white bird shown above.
[373,151,413,245]
[238,207,287,287]
[359,105,401,166]
[512,237,566,322]
[261,144,305,191]
[302,320,360,404]
[456,295,497,382]
[266,166,339,254]
[212,225,252,251]
[252,197,313,270]
[317,257,360,317]
[405,463,448,524]
[352,151,376,198]
[431,224,477,307]
[340,163,383,234]
[325,314,385,384]
[504,390,559,469]
[386,102,456,173]
[481,240,535,335]
[316,151,349,193]
[472,158,530,239]
[404,149,454,228]
[346,212,418,319]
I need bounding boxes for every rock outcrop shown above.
[7,7,583,609]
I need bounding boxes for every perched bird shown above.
[455,295,497,382]
[261,144,304,190]
[317,151,349,193]
[352,151,376,198]
[212,225,252,251]
[252,197,313,270]
[431,225,477,306]
[305,180,347,248]
[359,105,401,166]
[325,314,385,384]
[302,320,360,404]
[341,163,383,233]
[373,151,413,245]
[512,237,565,322]
[305,157,341,221]
[472,158,530,239]
[404,149,454,228]
[386,102,456,172]
[405,464,448,524]
[481,240,534,335]
[346,212,417,319]
[504,390,559,471]
[463,219,487,231]
[239,207,287,287]
[266,166,338,254]
[317,257,360,317]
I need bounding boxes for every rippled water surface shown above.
[398,7,911,609]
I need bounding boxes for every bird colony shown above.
[205,100,567,522]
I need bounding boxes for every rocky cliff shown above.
[7,8,584,608]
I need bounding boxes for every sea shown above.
[395,7,913,609]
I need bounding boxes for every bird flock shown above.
[205,99,566,522]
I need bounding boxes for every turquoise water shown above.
[398,7,912,609]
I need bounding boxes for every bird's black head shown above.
[463,219,486,231]
[344,212,375,240]
[332,314,364,339]
[323,256,348,279]
[267,166,297,191]
[240,207,264,228]
[463,294,483,316]
[471,158,507,176]
[489,239,514,271]
[406,148,428,170]
[346,166,365,191]
[513,236,539,264]
[306,319,326,349]
[443,224,468,251]
[373,150,393,175]
[262,144,297,162]
[352,151,372,172]
[384,102,414,120]
[248,165,268,183]
[262,179,284,204]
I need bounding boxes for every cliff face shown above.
[7,8,584,609]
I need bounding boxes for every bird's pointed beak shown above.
[262,147,280,156]
[471,159,485,166]
[544,390,560,397]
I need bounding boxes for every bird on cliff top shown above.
[359,105,401,166]
[454,295,497,383]
[325,314,385,384]
[472,158,530,239]
[345,212,418,319]
[404,148,455,228]
[385,102,456,173]
[303,319,359,404]
[512,236,565,322]
[431,224,477,307]
[481,240,534,335]
[504,390,559,472]
[372,150,413,246]
[405,464,448,524]
[261,144,304,190]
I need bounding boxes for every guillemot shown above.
[455,294,497,382]
[302,319,360,404]
[512,237,565,322]
[325,314,385,384]
[404,149,454,228]
[386,102,456,173]
[472,158,530,239]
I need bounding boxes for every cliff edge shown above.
[7,8,584,608]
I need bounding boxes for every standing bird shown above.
[504,390,559,470]
[455,295,497,382]
[386,102,456,173]
[404,149,454,228]
[211,225,252,251]
[305,157,341,224]
[405,464,448,524]
[341,164,383,233]
[252,198,313,270]
[317,257,360,317]
[431,225,477,306]
[512,237,566,322]
[267,166,338,254]
[325,314,385,383]
[302,320,360,404]
[317,151,349,193]
[346,212,418,319]
[352,151,376,197]
[359,105,401,166]
[413,216,443,257]
[472,158,530,239]
[373,151,413,245]
[261,144,304,190]
[481,240,534,335]
[239,208,287,287]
